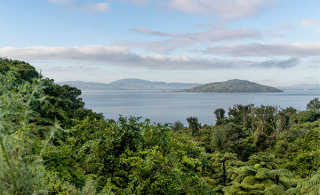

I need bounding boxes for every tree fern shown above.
[264,184,286,195]
[297,173,320,194]
[224,155,298,194]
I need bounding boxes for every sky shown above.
[0,0,319,86]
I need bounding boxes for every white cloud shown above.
[48,0,109,13]
[204,43,320,57]
[116,0,277,19]
[0,45,298,70]
[49,0,73,5]
[81,2,109,12]
[116,0,156,6]
[120,27,261,54]
[165,0,276,19]
[0,46,244,69]
[300,19,320,27]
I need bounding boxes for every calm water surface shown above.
[80,90,320,125]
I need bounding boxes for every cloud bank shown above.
[120,27,261,54]
[204,43,320,57]
[0,46,300,70]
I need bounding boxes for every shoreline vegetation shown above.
[1,58,320,194]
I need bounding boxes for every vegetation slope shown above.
[0,58,319,194]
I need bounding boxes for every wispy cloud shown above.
[165,0,276,19]
[132,27,180,37]
[117,0,277,19]
[252,58,300,69]
[132,27,261,40]
[48,0,109,13]
[118,27,261,54]
[0,46,300,70]
[117,0,156,6]
[300,19,320,27]
[44,65,104,72]
[204,43,320,57]
[300,19,320,33]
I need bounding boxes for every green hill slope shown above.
[58,79,199,90]
[185,79,283,93]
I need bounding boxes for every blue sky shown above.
[0,0,319,86]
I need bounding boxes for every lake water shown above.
[80,90,320,126]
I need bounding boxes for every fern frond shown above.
[264,184,286,195]
[242,175,258,185]
[255,168,271,179]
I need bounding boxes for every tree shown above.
[0,58,40,83]
[186,117,201,135]
[276,107,297,135]
[291,110,320,124]
[306,97,320,112]
[212,123,253,161]
[228,104,254,130]
[171,121,184,131]
[211,152,238,186]
[214,108,226,125]
[253,105,277,135]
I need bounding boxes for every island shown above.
[184,79,283,93]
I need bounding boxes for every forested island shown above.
[185,79,283,93]
[1,58,320,194]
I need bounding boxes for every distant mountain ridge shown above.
[184,79,283,93]
[279,83,320,90]
[57,79,200,90]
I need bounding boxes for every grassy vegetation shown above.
[1,58,319,194]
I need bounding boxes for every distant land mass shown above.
[279,83,320,90]
[184,79,283,93]
[57,78,200,90]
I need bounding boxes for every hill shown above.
[57,78,200,90]
[184,79,283,93]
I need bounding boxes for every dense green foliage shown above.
[185,79,283,93]
[1,58,319,194]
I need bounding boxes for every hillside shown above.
[185,79,283,93]
[1,58,320,194]
[58,78,199,90]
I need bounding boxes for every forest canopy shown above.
[0,58,320,194]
